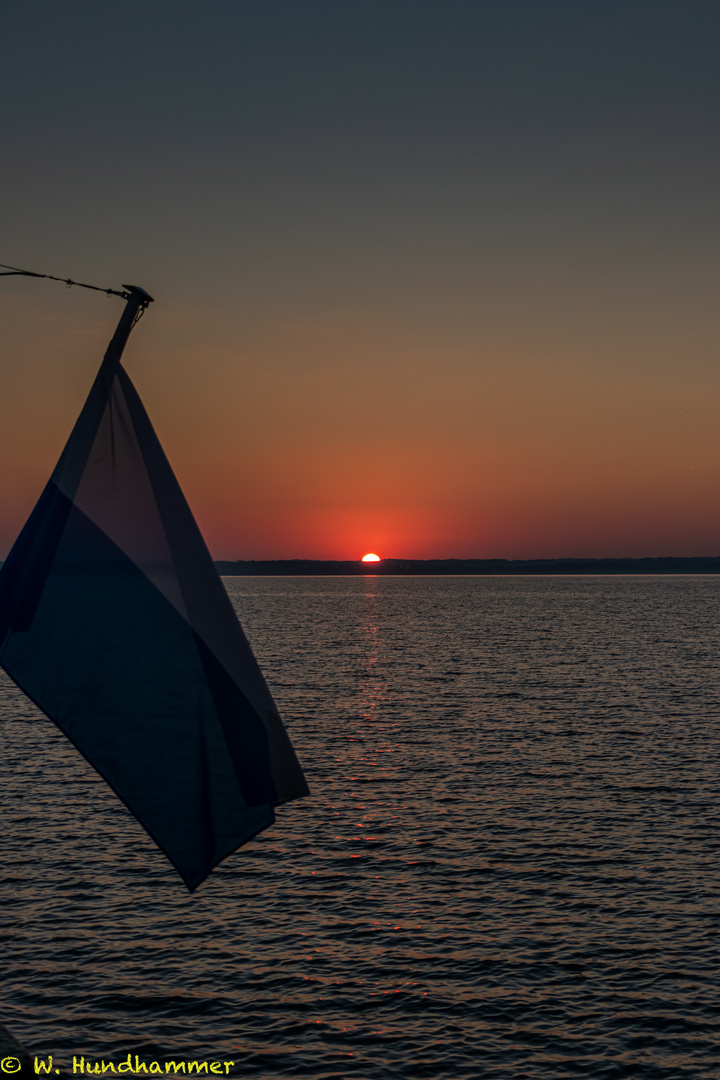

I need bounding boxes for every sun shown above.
[361,553,381,563]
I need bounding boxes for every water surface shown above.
[2,576,720,1078]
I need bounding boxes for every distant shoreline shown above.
[214,557,720,576]
[1,556,719,577]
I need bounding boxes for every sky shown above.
[1,0,720,561]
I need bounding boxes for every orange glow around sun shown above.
[362,553,381,562]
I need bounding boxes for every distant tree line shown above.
[214,557,720,576]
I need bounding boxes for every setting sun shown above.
[361,553,381,563]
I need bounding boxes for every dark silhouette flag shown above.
[0,287,308,890]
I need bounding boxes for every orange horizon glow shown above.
[3,268,720,565]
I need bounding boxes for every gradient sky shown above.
[2,1,720,560]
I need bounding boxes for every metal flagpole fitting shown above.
[101,284,154,370]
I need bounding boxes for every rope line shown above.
[0,262,129,299]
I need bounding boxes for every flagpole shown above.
[0,265,154,364]
[101,285,154,370]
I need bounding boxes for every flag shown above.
[0,290,308,890]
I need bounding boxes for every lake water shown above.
[2,575,720,1079]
